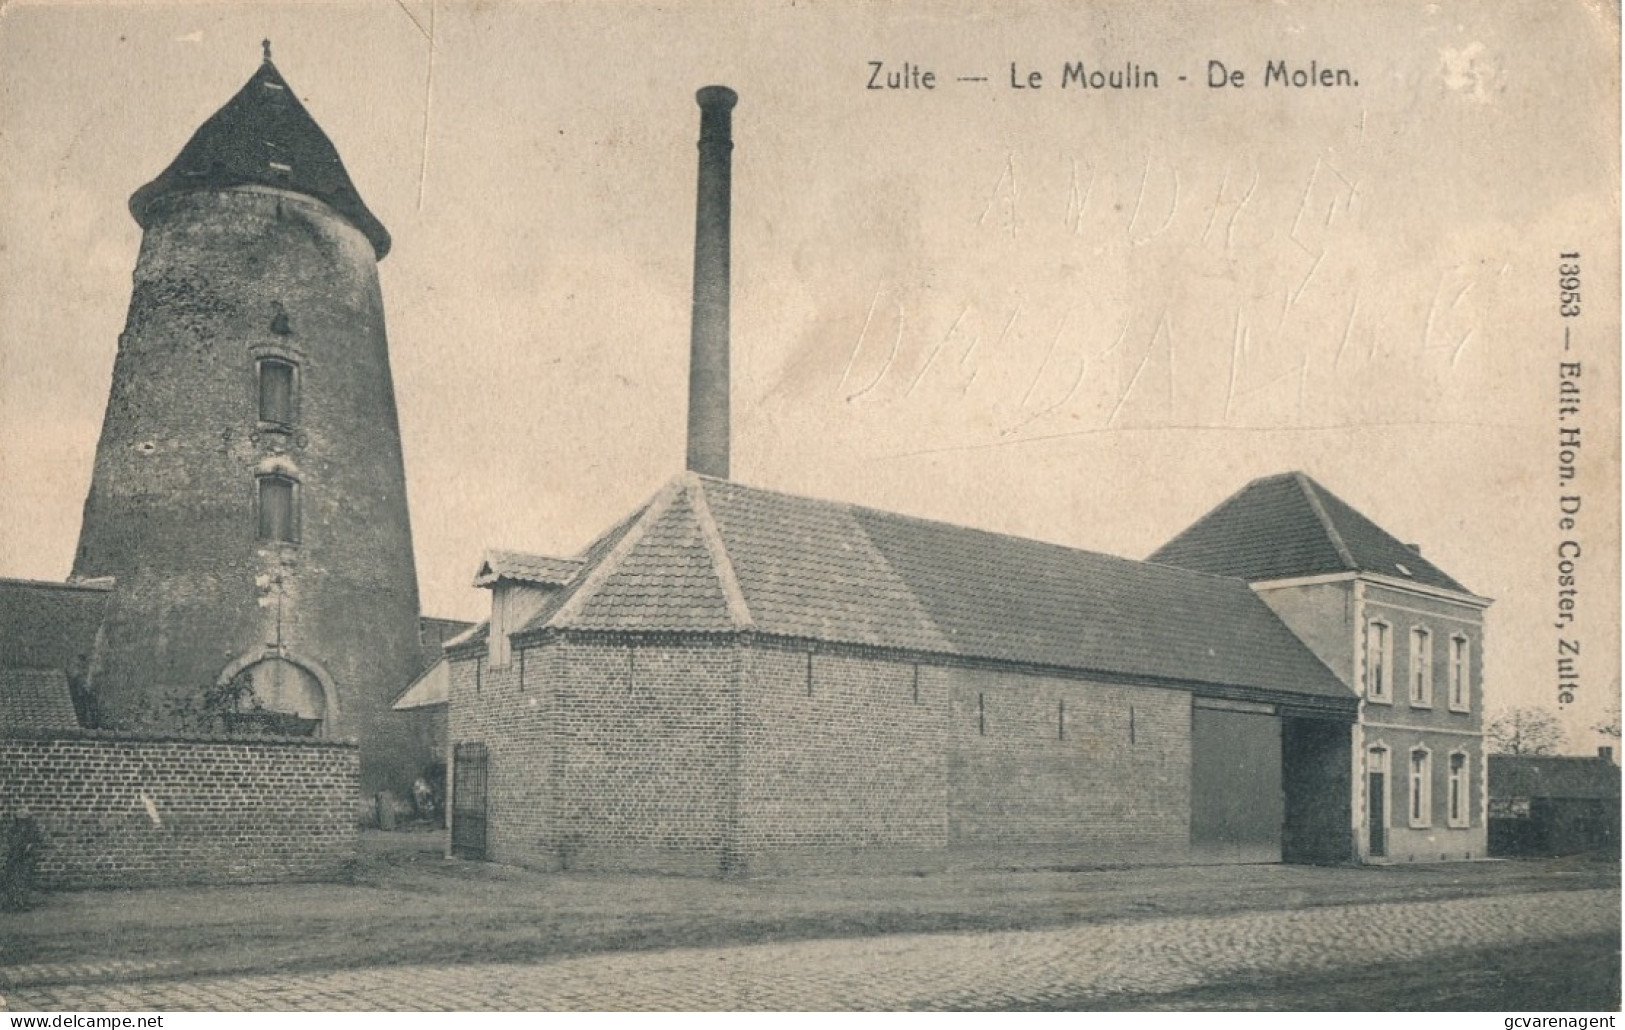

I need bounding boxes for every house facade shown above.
[1151,472,1492,863]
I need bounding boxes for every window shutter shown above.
[258,476,297,542]
[259,359,295,425]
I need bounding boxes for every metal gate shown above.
[451,742,489,860]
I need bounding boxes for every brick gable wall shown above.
[449,639,736,872]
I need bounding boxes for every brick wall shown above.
[453,634,1205,873]
[447,645,547,870]
[942,667,1191,859]
[0,731,358,888]
[449,638,736,873]
[737,645,948,853]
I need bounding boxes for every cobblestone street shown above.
[5,887,1616,1011]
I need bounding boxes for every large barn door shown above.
[1190,700,1283,863]
[451,742,489,860]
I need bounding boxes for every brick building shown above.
[445,473,1364,874]
[438,87,1491,875]
[1152,471,1493,863]
[0,577,112,730]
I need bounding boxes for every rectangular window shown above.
[1365,620,1392,702]
[256,475,298,543]
[258,358,296,426]
[1409,748,1432,828]
[1409,627,1433,708]
[1448,635,1471,712]
[1448,752,1469,828]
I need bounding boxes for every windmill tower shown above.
[73,47,422,792]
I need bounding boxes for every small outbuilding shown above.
[1489,749,1620,858]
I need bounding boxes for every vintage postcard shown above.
[0,0,1618,1014]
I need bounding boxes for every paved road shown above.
[5,889,1617,1011]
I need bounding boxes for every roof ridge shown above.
[543,479,684,629]
[705,475,1149,568]
[1292,472,1357,570]
[0,576,116,593]
[685,479,755,630]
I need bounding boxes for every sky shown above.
[0,0,1619,748]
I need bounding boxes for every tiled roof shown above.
[1148,472,1472,594]
[0,667,81,733]
[472,550,584,588]
[392,657,450,711]
[0,577,112,674]
[1490,755,1621,801]
[497,475,1353,706]
[453,506,647,652]
[129,58,391,257]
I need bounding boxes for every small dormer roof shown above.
[473,550,585,589]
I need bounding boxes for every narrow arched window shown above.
[257,474,299,543]
[1409,747,1432,828]
[1447,752,1470,828]
[1409,627,1433,708]
[1365,619,1392,702]
[1448,635,1471,712]
[258,357,297,426]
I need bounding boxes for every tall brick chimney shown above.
[686,85,737,479]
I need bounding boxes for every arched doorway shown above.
[225,656,327,736]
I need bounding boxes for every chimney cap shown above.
[696,85,739,111]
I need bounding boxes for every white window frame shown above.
[1409,626,1433,709]
[1367,743,1391,844]
[1365,619,1393,704]
[1409,746,1433,828]
[1448,634,1471,713]
[1447,750,1470,828]
[488,585,512,670]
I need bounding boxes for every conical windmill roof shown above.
[129,54,391,258]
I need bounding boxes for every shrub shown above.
[1,815,46,911]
